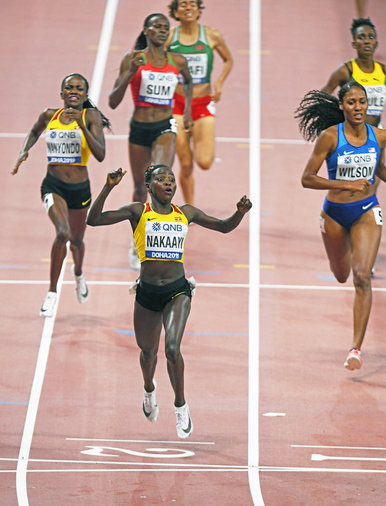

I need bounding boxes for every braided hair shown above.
[144,164,171,184]
[134,13,169,50]
[61,73,111,130]
[294,81,367,142]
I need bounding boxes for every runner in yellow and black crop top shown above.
[165,0,233,205]
[87,164,252,439]
[109,12,193,270]
[321,16,386,274]
[13,73,109,318]
[322,17,386,127]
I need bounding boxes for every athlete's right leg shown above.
[45,193,71,292]
[129,142,152,203]
[134,301,163,393]
[320,210,351,283]
[174,114,195,204]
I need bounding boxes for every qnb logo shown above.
[152,222,161,232]
[162,223,183,232]
[344,156,351,164]
[49,131,57,139]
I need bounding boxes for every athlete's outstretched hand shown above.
[106,168,127,187]
[12,151,29,175]
[236,195,252,214]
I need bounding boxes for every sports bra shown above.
[45,108,91,165]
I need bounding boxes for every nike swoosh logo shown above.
[143,404,152,418]
[343,151,354,155]
[82,198,91,206]
[182,416,192,434]
[362,202,373,210]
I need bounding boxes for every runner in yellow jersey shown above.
[322,17,386,127]
[87,164,251,439]
[322,17,386,274]
[13,73,109,317]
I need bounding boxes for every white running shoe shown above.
[72,265,88,303]
[142,380,159,423]
[129,241,140,271]
[175,403,193,439]
[40,291,57,317]
[344,348,362,370]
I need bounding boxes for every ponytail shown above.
[295,81,367,142]
[295,90,343,142]
[83,98,111,131]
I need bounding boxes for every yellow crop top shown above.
[351,59,386,117]
[134,202,189,263]
[45,108,91,165]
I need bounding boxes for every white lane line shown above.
[259,466,386,474]
[66,438,214,445]
[5,465,386,474]
[0,280,249,288]
[10,468,249,473]
[312,453,386,463]
[88,0,119,105]
[16,250,68,506]
[15,0,118,503]
[248,1,264,506]
[0,132,309,145]
[2,280,386,294]
[292,445,386,451]
[4,457,247,468]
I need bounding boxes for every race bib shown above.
[366,84,386,116]
[336,152,377,181]
[46,129,82,164]
[178,53,208,84]
[139,70,178,106]
[145,221,188,260]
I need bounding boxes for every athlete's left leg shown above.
[192,115,215,171]
[68,207,88,276]
[163,294,191,407]
[350,207,382,350]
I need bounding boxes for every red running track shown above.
[1,0,386,505]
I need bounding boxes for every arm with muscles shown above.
[61,107,105,162]
[87,169,145,229]
[208,27,233,102]
[87,169,142,227]
[109,51,144,109]
[12,108,55,175]
[321,62,351,94]
[374,129,386,182]
[174,53,193,131]
[301,127,371,193]
[182,196,252,233]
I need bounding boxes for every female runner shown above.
[13,73,108,317]
[296,81,386,370]
[109,13,193,269]
[87,164,251,437]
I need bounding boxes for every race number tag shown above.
[372,206,383,226]
[46,129,82,164]
[336,152,377,181]
[139,70,178,106]
[145,221,188,260]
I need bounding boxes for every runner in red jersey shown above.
[109,13,193,269]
